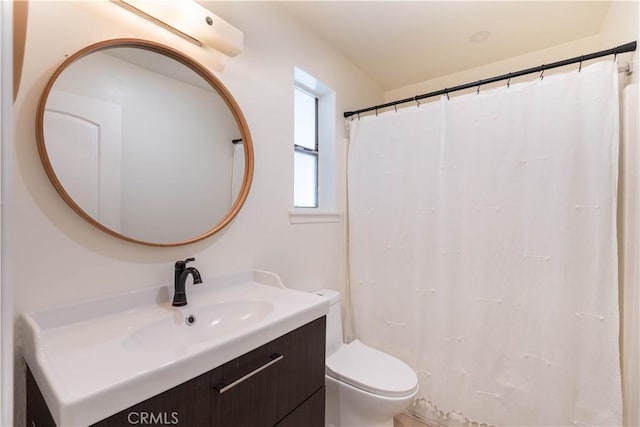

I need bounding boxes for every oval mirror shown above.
[36,39,254,247]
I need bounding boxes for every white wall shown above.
[11,1,382,424]
[621,82,639,427]
[385,35,602,101]
[600,0,639,53]
[0,1,11,425]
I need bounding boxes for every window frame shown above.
[289,67,340,224]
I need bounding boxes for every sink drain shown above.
[185,314,197,325]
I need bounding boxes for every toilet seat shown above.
[326,340,418,398]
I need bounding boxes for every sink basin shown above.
[124,299,275,352]
[20,270,329,427]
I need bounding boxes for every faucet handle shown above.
[175,257,196,269]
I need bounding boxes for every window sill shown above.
[288,209,341,224]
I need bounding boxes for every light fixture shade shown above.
[111,0,243,56]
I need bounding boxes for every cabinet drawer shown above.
[91,372,210,427]
[276,386,325,427]
[210,316,326,427]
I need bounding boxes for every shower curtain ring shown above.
[540,65,545,80]
[445,89,450,100]
[579,56,583,72]
[357,112,360,120]
[507,73,512,88]
[414,96,421,107]
[375,108,378,117]
[614,47,618,62]
[394,104,398,113]
[476,80,482,95]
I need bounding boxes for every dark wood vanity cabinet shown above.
[27,317,326,427]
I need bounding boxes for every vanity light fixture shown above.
[110,0,243,56]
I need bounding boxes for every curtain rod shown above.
[343,41,637,119]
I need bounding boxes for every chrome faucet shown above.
[172,257,202,307]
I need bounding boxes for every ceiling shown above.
[277,1,612,91]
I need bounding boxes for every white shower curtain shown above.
[348,61,621,426]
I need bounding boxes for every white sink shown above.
[20,270,329,427]
[124,299,275,352]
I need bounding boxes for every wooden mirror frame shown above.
[36,38,254,247]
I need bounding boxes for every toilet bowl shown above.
[314,289,418,427]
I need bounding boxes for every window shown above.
[291,68,339,223]
[294,87,318,208]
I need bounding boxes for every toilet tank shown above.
[313,289,343,356]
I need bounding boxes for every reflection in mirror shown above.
[37,39,253,246]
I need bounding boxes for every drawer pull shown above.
[214,353,284,394]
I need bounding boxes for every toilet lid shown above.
[326,340,418,398]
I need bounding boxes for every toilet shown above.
[314,289,419,427]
